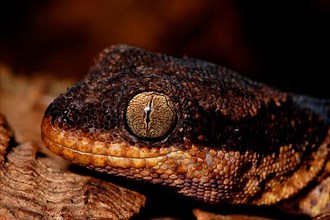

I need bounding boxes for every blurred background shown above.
[0,1,329,219]
[1,0,329,97]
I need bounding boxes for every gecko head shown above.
[41,45,301,204]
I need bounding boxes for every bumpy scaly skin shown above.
[41,45,330,215]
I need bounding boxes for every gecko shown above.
[41,45,329,217]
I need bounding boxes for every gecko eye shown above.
[125,91,177,141]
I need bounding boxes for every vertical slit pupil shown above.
[145,99,152,131]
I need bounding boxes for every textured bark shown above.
[0,114,12,163]
[0,114,146,220]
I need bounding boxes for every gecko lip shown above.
[41,115,179,168]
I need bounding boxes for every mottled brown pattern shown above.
[41,45,330,216]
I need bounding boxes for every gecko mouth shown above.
[41,116,179,169]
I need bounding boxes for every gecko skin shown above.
[41,45,330,216]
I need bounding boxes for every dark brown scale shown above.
[42,45,330,217]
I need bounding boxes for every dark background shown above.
[1,1,329,219]
[1,0,329,98]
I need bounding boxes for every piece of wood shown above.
[0,113,146,220]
